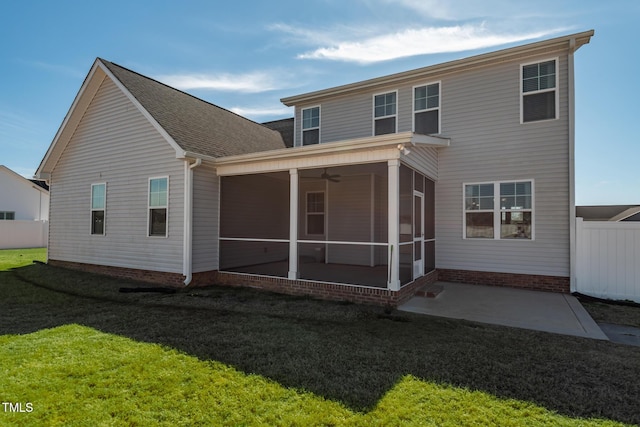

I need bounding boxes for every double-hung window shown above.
[521,59,557,123]
[148,177,168,237]
[414,82,440,134]
[373,91,397,135]
[0,211,15,220]
[306,191,325,235]
[302,106,320,145]
[90,183,106,235]
[464,180,533,239]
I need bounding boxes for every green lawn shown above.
[1,249,639,426]
[0,248,46,271]
[0,325,626,426]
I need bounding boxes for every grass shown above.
[0,247,46,271]
[580,299,640,328]
[1,249,640,425]
[0,325,627,426]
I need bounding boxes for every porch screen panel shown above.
[220,172,289,239]
[219,172,290,277]
[399,165,413,243]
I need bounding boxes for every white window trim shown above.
[305,191,326,236]
[412,81,441,134]
[301,105,321,145]
[90,183,107,236]
[520,57,559,124]
[147,176,169,238]
[372,89,398,136]
[462,179,535,240]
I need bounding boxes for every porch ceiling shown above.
[214,131,450,176]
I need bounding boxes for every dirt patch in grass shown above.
[2,263,640,425]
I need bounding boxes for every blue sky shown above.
[0,0,637,205]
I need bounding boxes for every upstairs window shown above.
[148,177,168,237]
[522,59,557,123]
[414,82,440,134]
[302,106,320,145]
[90,183,106,235]
[0,211,15,220]
[373,91,397,135]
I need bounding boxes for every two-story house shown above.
[36,30,593,305]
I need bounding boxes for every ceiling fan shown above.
[303,168,341,183]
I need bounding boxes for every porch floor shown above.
[223,260,389,288]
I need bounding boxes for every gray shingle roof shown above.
[100,59,286,158]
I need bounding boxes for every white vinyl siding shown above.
[436,54,570,277]
[48,76,184,274]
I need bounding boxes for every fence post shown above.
[572,217,583,293]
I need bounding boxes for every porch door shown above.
[413,191,424,278]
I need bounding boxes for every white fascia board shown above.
[215,132,416,166]
[410,133,450,147]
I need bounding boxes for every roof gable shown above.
[100,60,286,158]
[37,59,286,178]
[1,165,49,194]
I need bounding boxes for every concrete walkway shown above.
[399,281,608,340]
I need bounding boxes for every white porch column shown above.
[387,159,400,291]
[288,168,299,279]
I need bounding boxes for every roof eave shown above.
[281,30,594,106]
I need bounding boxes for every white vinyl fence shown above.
[575,217,640,303]
[0,220,49,249]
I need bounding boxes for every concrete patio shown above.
[399,281,608,340]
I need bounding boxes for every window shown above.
[522,59,557,122]
[464,180,533,239]
[0,211,15,220]
[373,91,397,135]
[90,183,106,235]
[148,177,168,237]
[306,192,325,235]
[414,82,440,134]
[302,106,320,145]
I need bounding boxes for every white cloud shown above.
[297,25,560,64]
[156,71,285,93]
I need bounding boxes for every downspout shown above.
[183,158,202,286]
[568,38,577,293]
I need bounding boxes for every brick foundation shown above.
[46,259,568,305]
[437,268,570,293]
[215,269,438,307]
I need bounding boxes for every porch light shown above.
[397,143,411,155]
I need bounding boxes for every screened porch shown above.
[218,161,434,289]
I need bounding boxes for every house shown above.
[0,165,49,249]
[36,30,594,305]
[576,205,640,222]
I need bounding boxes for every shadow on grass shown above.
[2,264,640,425]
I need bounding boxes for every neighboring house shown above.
[0,165,49,249]
[576,205,640,222]
[37,30,594,305]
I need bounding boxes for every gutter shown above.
[183,157,202,286]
